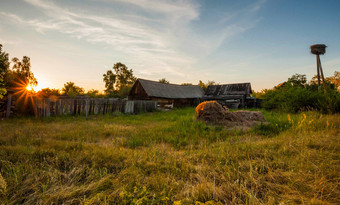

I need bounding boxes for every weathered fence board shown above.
[33,97,157,117]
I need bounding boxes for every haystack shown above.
[195,101,227,125]
[196,101,266,129]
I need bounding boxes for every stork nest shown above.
[310,44,326,55]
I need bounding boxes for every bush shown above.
[262,74,340,113]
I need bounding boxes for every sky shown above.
[0,0,339,92]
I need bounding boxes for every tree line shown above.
[0,44,216,101]
[3,43,338,114]
[253,73,340,113]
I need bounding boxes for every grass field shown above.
[0,108,339,204]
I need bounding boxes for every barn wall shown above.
[150,98,199,108]
[173,98,199,107]
[128,81,150,100]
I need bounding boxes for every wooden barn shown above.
[128,79,204,108]
[202,83,258,109]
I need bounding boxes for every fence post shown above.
[85,99,89,118]
[5,94,12,118]
[125,101,134,114]
[46,98,51,117]
[94,99,98,115]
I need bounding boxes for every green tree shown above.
[181,83,192,85]
[1,55,38,115]
[198,80,217,91]
[86,89,100,98]
[37,88,60,98]
[103,70,115,96]
[158,78,169,84]
[6,56,37,91]
[262,73,340,113]
[323,71,340,91]
[0,44,10,98]
[287,73,307,87]
[62,82,84,97]
[103,62,136,98]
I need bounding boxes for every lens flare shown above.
[26,84,35,91]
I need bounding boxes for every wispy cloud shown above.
[1,0,266,79]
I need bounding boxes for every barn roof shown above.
[132,79,204,99]
[204,83,252,98]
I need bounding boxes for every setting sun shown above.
[26,84,35,92]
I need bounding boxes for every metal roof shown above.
[135,79,204,99]
[204,83,252,98]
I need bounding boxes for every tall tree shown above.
[158,78,169,84]
[181,83,192,85]
[37,88,60,98]
[103,70,116,96]
[7,56,37,90]
[62,82,84,97]
[198,80,217,91]
[86,89,100,98]
[103,62,136,97]
[0,44,9,98]
[1,55,38,115]
[327,71,340,91]
[287,73,307,87]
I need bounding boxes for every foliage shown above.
[103,62,136,98]
[0,44,10,98]
[0,44,10,77]
[0,55,38,115]
[181,83,193,85]
[198,80,217,91]
[311,71,340,91]
[0,108,339,204]
[37,88,60,98]
[0,78,6,99]
[286,73,307,87]
[86,89,101,98]
[262,73,340,113]
[61,82,84,98]
[8,56,37,87]
[158,78,169,84]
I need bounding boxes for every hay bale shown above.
[196,101,227,125]
[310,44,326,55]
[196,101,266,129]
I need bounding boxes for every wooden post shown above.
[317,55,327,93]
[43,98,46,117]
[46,98,51,117]
[125,101,134,114]
[85,99,89,118]
[6,94,12,118]
[59,99,62,115]
[316,55,321,88]
[54,101,57,116]
[33,97,39,118]
[94,99,98,115]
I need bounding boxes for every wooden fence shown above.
[33,97,157,117]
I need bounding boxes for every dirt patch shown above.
[196,101,266,130]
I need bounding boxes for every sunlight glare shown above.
[26,84,35,91]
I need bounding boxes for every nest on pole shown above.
[310,44,326,55]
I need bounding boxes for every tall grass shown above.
[0,108,339,204]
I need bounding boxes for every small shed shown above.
[202,83,254,109]
[128,79,204,108]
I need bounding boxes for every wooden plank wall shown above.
[34,97,157,117]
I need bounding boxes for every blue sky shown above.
[0,0,339,91]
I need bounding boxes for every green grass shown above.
[0,108,339,204]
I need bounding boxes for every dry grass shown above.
[0,108,339,204]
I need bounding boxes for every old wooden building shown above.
[202,83,256,109]
[128,79,204,108]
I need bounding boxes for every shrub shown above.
[262,74,340,113]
